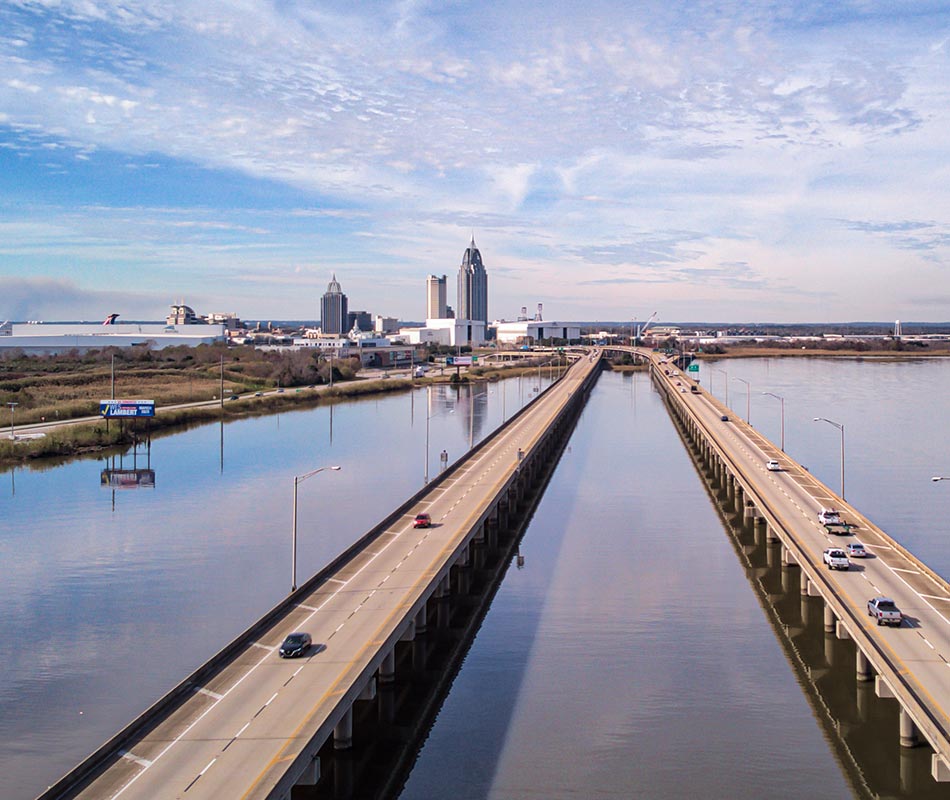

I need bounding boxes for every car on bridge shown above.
[867,597,902,626]
[720,414,729,422]
[766,459,781,471]
[846,542,868,558]
[413,513,431,528]
[279,632,313,658]
[822,548,850,570]
[818,508,842,525]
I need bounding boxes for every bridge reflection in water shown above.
[669,397,945,800]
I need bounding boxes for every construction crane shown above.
[636,311,658,341]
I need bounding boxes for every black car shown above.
[279,632,313,658]
[720,415,729,421]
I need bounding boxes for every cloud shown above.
[1,1,949,320]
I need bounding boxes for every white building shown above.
[395,318,487,347]
[0,322,226,354]
[495,320,581,345]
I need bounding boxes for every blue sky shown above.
[1,0,949,323]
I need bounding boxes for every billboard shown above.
[101,469,156,489]
[446,356,478,366]
[99,399,155,418]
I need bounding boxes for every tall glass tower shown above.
[321,274,348,335]
[457,236,488,323]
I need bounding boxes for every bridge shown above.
[39,351,602,800]
[39,345,950,797]
[635,346,950,782]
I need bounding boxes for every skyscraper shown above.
[426,274,447,319]
[457,236,488,323]
[321,274,348,335]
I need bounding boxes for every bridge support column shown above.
[753,518,765,546]
[473,522,485,543]
[744,501,756,519]
[415,605,427,635]
[359,677,377,701]
[379,648,396,685]
[823,604,836,633]
[400,619,416,642]
[295,755,320,787]
[334,706,353,750]
[824,631,836,666]
[900,707,920,748]
[800,570,809,595]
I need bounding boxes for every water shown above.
[2,359,949,798]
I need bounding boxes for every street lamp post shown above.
[733,377,750,424]
[291,465,342,592]
[814,417,845,500]
[763,392,785,451]
[425,385,431,484]
[7,401,17,440]
[932,476,950,482]
[713,368,729,407]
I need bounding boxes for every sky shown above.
[1,0,949,324]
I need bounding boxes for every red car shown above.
[413,513,431,528]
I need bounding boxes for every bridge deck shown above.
[56,354,599,800]
[645,348,950,778]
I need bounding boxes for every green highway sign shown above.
[687,363,699,372]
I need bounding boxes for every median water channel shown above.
[3,358,950,799]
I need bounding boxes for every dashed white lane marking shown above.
[296,603,318,612]
[120,751,153,769]
[195,687,223,701]
[235,722,250,738]
[199,758,217,776]
[249,642,270,651]
[918,634,936,650]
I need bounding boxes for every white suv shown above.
[766,459,781,471]
[823,548,850,570]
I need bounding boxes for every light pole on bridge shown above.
[763,392,785,452]
[291,465,342,592]
[733,377,750,424]
[713,368,728,408]
[814,417,845,501]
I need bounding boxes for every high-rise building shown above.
[321,274,348,335]
[347,310,372,332]
[426,274,447,319]
[457,236,488,324]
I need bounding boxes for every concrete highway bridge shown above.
[627,345,950,784]
[39,345,950,797]
[39,351,602,800]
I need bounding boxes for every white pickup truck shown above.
[867,597,903,627]
[818,508,842,525]
[822,548,850,570]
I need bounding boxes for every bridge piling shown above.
[379,649,396,685]
[333,707,353,750]
[901,708,921,748]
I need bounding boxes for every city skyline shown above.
[2,2,950,323]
